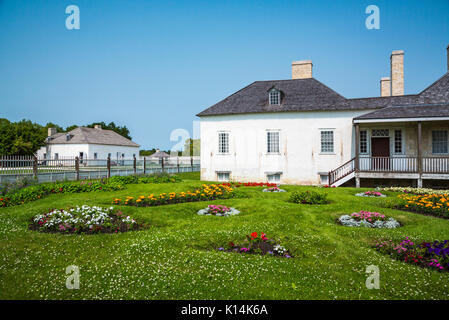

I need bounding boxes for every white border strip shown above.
[354,117,449,123]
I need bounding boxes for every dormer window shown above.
[269,89,280,105]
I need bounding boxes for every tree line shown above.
[0,119,132,155]
[0,118,200,157]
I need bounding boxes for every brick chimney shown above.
[390,50,404,96]
[292,60,312,79]
[380,77,391,97]
[94,124,102,130]
[48,127,57,137]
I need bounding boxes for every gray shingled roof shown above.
[48,127,140,147]
[197,78,346,116]
[150,150,170,158]
[354,103,449,120]
[419,72,449,103]
[197,72,449,117]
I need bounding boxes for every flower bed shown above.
[221,182,278,188]
[0,173,181,208]
[338,210,400,228]
[288,190,329,204]
[380,186,449,195]
[395,193,449,219]
[262,187,286,193]
[218,232,292,258]
[113,183,235,207]
[197,205,240,216]
[30,205,144,234]
[375,237,449,272]
[355,191,386,197]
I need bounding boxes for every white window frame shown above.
[319,129,335,154]
[266,173,281,183]
[392,128,405,155]
[432,130,449,155]
[359,129,369,155]
[266,130,280,154]
[218,131,230,154]
[269,89,280,105]
[216,171,230,182]
[319,173,329,185]
[371,129,390,137]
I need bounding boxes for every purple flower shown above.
[218,247,224,251]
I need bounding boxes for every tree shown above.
[86,122,132,140]
[11,136,34,155]
[0,118,46,155]
[183,139,200,156]
[66,122,131,140]
[43,122,64,135]
[0,119,15,154]
[139,149,156,156]
[65,124,78,132]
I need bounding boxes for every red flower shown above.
[250,232,258,239]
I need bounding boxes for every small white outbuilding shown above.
[36,125,140,161]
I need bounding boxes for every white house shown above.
[197,46,449,188]
[36,125,140,162]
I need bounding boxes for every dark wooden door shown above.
[371,137,390,170]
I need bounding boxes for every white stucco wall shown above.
[200,110,375,184]
[36,144,139,160]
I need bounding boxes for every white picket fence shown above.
[0,155,200,183]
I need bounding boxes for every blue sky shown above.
[0,0,448,150]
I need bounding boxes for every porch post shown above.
[355,123,361,188]
[417,121,423,188]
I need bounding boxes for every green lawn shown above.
[1,172,449,299]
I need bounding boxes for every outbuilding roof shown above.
[150,150,170,158]
[47,127,140,147]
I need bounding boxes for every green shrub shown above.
[108,173,181,185]
[288,190,329,205]
[0,173,182,207]
[0,176,38,196]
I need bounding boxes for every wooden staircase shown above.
[328,157,356,187]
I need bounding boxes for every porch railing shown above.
[357,157,449,174]
[328,156,449,185]
[359,157,418,173]
[328,157,355,185]
[423,157,449,173]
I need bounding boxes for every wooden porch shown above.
[329,121,449,187]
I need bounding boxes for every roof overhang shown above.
[354,116,449,124]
